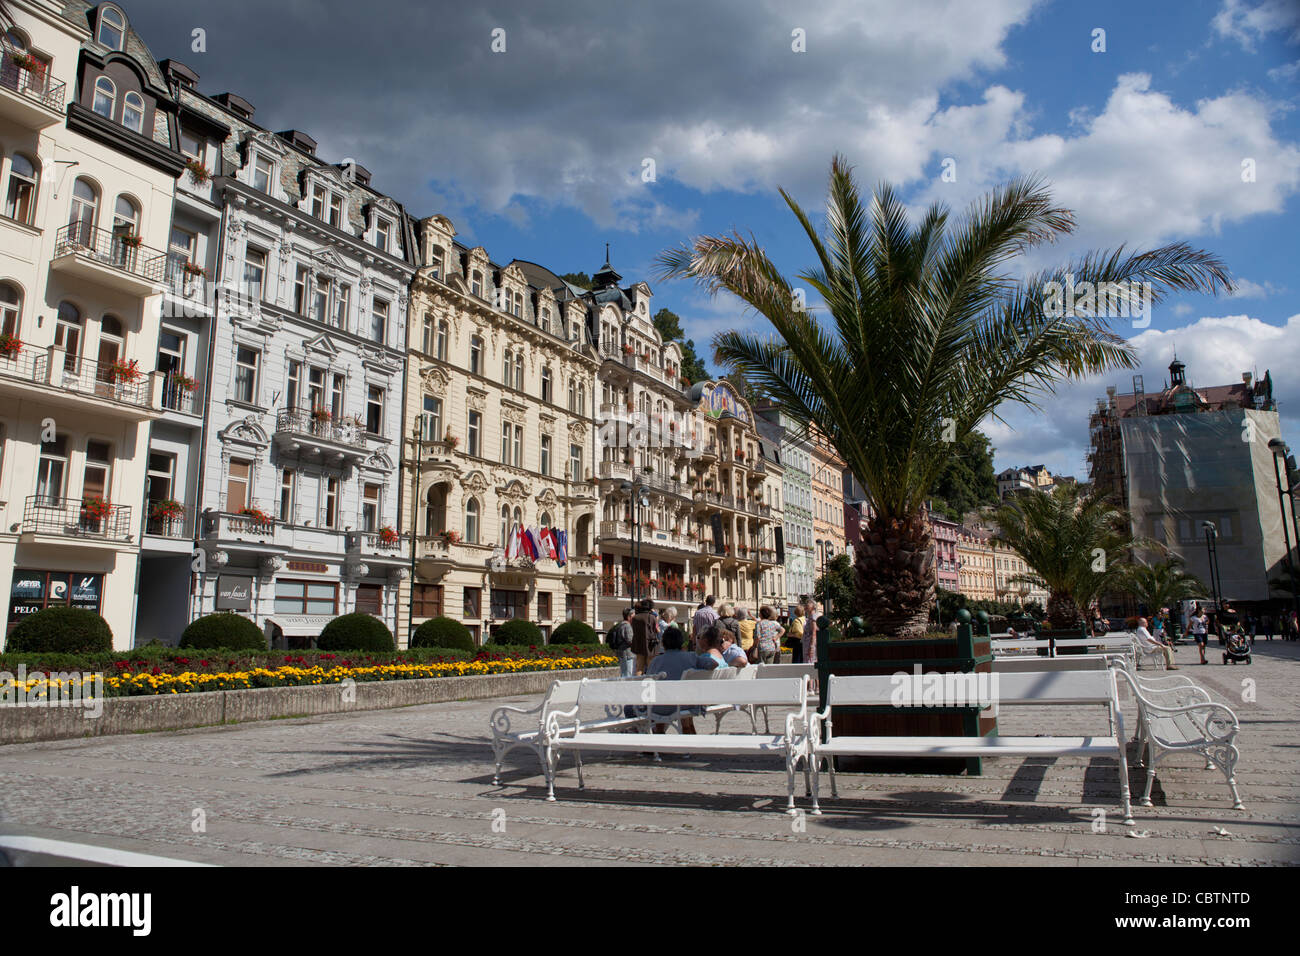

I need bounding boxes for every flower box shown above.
[0,334,22,358]
[81,496,113,520]
[182,262,207,279]
[378,526,400,544]
[119,233,142,249]
[311,407,333,423]
[171,373,197,393]
[108,359,141,383]
[238,506,273,524]
[438,530,461,544]
[150,499,185,520]
[443,432,459,449]
[183,158,211,185]
[12,53,41,73]
[622,345,633,355]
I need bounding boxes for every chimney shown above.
[276,130,317,156]
[1242,372,1252,387]
[214,92,255,120]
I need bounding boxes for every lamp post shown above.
[406,421,423,644]
[1201,521,1224,612]
[620,480,649,604]
[1267,439,1300,621]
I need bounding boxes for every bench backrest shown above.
[575,676,805,708]
[544,674,658,708]
[993,655,1111,673]
[992,640,1046,653]
[1055,637,1134,650]
[754,663,816,685]
[825,669,1115,707]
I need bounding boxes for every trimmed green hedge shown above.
[180,613,267,651]
[549,619,597,645]
[5,607,113,654]
[491,619,543,646]
[318,613,395,651]
[410,616,474,652]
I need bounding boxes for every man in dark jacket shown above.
[631,599,660,675]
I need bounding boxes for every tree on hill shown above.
[560,272,592,290]
[928,430,998,521]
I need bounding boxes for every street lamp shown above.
[619,480,650,604]
[1201,521,1225,612]
[1267,439,1300,621]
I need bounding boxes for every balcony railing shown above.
[201,509,276,538]
[0,46,66,112]
[163,256,210,308]
[347,529,408,553]
[55,222,167,283]
[22,495,132,540]
[159,373,200,414]
[0,347,154,408]
[276,407,368,449]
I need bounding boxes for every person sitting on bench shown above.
[1136,617,1178,670]
[646,626,700,734]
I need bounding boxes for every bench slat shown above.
[818,735,1119,757]
[576,676,805,707]
[554,733,796,753]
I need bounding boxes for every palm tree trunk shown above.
[1046,591,1080,629]
[853,512,935,637]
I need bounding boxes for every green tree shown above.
[658,155,1231,636]
[1124,558,1208,616]
[653,307,709,383]
[560,272,592,291]
[928,430,998,521]
[992,484,1140,628]
[814,553,855,629]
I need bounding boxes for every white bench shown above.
[1112,667,1243,810]
[992,639,1050,655]
[752,663,818,732]
[994,654,1112,672]
[680,665,760,732]
[809,670,1135,824]
[543,677,813,811]
[489,675,659,784]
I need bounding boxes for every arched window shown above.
[113,195,139,234]
[465,498,480,544]
[97,6,126,50]
[96,314,123,383]
[122,91,145,133]
[68,178,98,244]
[55,301,82,372]
[540,511,551,530]
[0,282,21,338]
[424,483,447,536]
[92,76,115,119]
[4,154,38,225]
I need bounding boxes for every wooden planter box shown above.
[816,624,995,775]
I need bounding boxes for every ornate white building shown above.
[179,83,415,646]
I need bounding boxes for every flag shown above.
[522,527,539,561]
[506,524,521,560]
[555,529,568,567]
[540,528,558,560]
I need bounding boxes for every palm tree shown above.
[992,485,1137,628]
[657,157,1232,636]
[1125,558,1208,617]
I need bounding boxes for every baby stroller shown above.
[1223,630,1252,665]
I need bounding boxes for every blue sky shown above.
[122,0,1300,478]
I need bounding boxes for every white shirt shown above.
[1135,626,1160,648]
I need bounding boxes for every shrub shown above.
[180,613,267,651]
[403,646,473,662]
[549,620,597,645]
[410,616,474,652]
[491,619,543,645]
[318,613,395,652]
[5,607,113,654]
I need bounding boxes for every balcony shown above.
[0,347,159,418]
[159,372,201,416]
[274,407,368,464]
[201,509,277,541]
[598,460,634,483]
[161,257,212,318]
[21,496,133,546]
[0,46,66,129]
[565,557,599,581]
[51,223,167,297]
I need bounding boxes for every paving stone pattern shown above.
[1,641,1296,866]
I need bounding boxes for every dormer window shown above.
[97,6,125,50]
[471,270,482,298]
[252,154,274,193]
[92,76,115,119]
[374,215,392,253]
[512,291,522,318]
[122,91,144,133]
[429,246,443,278]
[180,130,204,162]
[540,307,550,333]
[312,184,341,227]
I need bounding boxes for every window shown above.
[421,395,442,442]
[374,216,392,253]
[355,583,383,616]
[540,435,551,476]
[36,435,68,504]
[68,178,98,244]
[180,130,203,162]
[310,184,329,221]
[306,366,325,412]
[467,411,481,457]
[537,592,551,619]
[145,452,175,522]
[370,298,388,344]
[540,307,550,333]
[54,301,81,372]
[421,313,435,355]
[286,360,301,409]
[463,586,481,619]
[334,284,350,329]
[565,593,586,621]
[122,91,144,133]
[252,154,274,193]
[567,379,576,412]
[234,345,259,404]
[331,374,345,420]
[469,336,482,375]
[324,476,339,528]
[362,483,380,532]
[226,458,251,512]
[243,247,266,301]
[97,6,126,49]
[436,320,448,361]
[313,275,332,323]
[4,154,37,224]
[513,425,523,468]
[465,497,480,543]
[279,469,295,522]
[471,270,482,297]
[294,266,309,314]
[569,443,584,483]
[274,580,337,615]
[512,290,522,318]
[490,589,527,620]
[541,367,552,404]
[514,354,523,391]
[92,76,115,119]
[500,422,511,463]
[499,505,511,548]
[412,584,443,619]
[366,385,384,434]
[0,283,21,338]
[429,246,443,279]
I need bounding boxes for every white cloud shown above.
[1212,0,1300,51]
[1227,277,1283,298]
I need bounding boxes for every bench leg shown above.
[1140,748,1158,807]
[1206,743,1245,810]
[784,751,798,815]
[491,734,507,786]
[576,749,585,790]
[762,706,771,735]
[747,704,757,735]
[810,756,822,814]
[544,747,558,802]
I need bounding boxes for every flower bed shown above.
[1,645,616,699]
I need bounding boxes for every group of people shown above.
[1136,600,1255,667]
[605,594,822,680]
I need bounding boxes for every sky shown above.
[119,0,1300,479]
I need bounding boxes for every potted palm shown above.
[658,155,1232,764]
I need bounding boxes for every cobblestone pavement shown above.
[1,641,1296,866]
